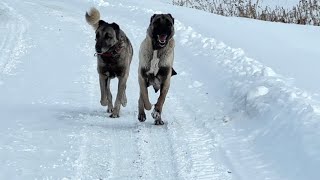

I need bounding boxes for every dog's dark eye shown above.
[154,19,160,25]
[166,19,172,27]
[105,34,111,39]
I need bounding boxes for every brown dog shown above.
[138,14,176,125]
[86,7,133,118]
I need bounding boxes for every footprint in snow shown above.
[188,81,203,88]
[246,86,269,101]
[179,71,187,76]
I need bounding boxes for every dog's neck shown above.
[96,40,124,58]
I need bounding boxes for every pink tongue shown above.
[159,35,167,41]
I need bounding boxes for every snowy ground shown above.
[0,0,319,180]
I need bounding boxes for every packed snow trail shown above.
[0,0,231,179]
[1,0,320,180]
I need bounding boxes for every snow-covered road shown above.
[0,0,319,179]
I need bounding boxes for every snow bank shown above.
[173,15,320,179]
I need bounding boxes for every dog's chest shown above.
[146,50,160,76]
[98,57,124,78]
[141,50,171,92]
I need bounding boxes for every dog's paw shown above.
[151,109,161,120]
[154,119,164,125]
[144,102,152,111]
[138,113,146,122]
[121,96,127,107]
[100,99,108,106]
[109,112,120,118]
[109,107,120,118]
[107,107,113,113]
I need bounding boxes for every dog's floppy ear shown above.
[171,68,177,76]
[110,22,120,40]
[150,14,157,23]
[167,13,174,24]
[98,20,107,28]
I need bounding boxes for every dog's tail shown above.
[85,7,100,30]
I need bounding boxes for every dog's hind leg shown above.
[121,88,127,107]
[152,77,171,125]
[99,75,108,106]
[110,75,128,118]
[106,77,113,113]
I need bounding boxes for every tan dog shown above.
[86,7,133,118]
[138,14,176,125]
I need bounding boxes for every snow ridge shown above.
[174,19,320,179]
[0,2,30,76]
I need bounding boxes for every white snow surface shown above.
[0,0,319,180]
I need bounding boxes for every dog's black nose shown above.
[96,48,102,53]
[95,44,102,53]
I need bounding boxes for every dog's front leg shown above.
[99,74,108,106]
[138,76,152,110]
[105,77,113,113]
[138,94,146,122]
[138,75,152,122]
[121,89,127,107]
[152,77,171,125]
[110,75,128,118]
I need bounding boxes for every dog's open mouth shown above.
[157,34,167,47]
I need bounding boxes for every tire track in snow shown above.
[70,64,114,179]
[0,2,30,76]
[164,98,232,180]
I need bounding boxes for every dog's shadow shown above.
[56,106,159,130]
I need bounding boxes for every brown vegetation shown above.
[172,0,320,26]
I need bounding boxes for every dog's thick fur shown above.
[86,7,133,118]
[138,14,176,125]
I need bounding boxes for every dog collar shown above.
[96,51,114,57]
[94,41,124,58]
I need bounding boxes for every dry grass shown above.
[172,0,320,26]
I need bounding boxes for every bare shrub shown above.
[172,0,320,26]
